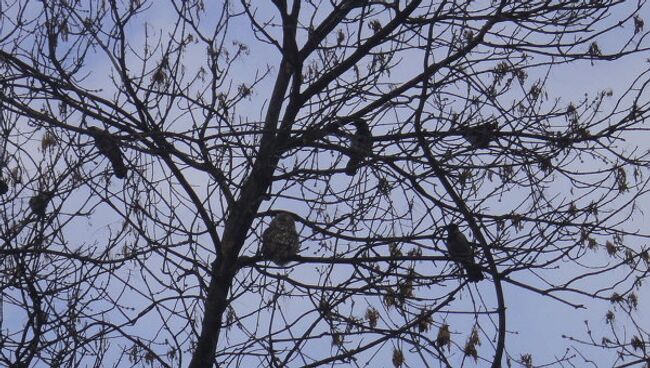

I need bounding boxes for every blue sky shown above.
[1,1,649,367]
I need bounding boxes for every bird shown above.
[88,127,127,179]
[0,178,7,195]
[445,223,484,282]
[461,121,498,149]
[29,191,53,217]
[344,119,373,176]
[262,212,300,265]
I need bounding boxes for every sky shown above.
[1,1,649,367]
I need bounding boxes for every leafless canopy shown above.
[1,1,649,367]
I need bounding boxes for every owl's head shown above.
[445,223,459,234]
[272,211,295,226]
[352,118,369,132]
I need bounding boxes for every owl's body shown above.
[89,127,127,179]
[461,122,498,149]
[30,191,52,217]
[445,223,484,282]
[345,119,373,176]
[262,212,300,265]
[0,179,7,195]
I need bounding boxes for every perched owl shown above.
[88,127,127,179]
[344,119,373,176]
[262,212,300,265]
[29,191,53,217]
[445,223,484,282]
[0,178,7,195]
[461,121,498,149]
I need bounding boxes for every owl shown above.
[445,223,484,282]
[29,191,53,217]
[345,119,373,176]
[262,212,300,265]
[461,121,498,149]
[0,178,7,195]
[88,127,128,179]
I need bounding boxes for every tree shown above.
[0,1,649,367]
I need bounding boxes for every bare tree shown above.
[1,1,649,367]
